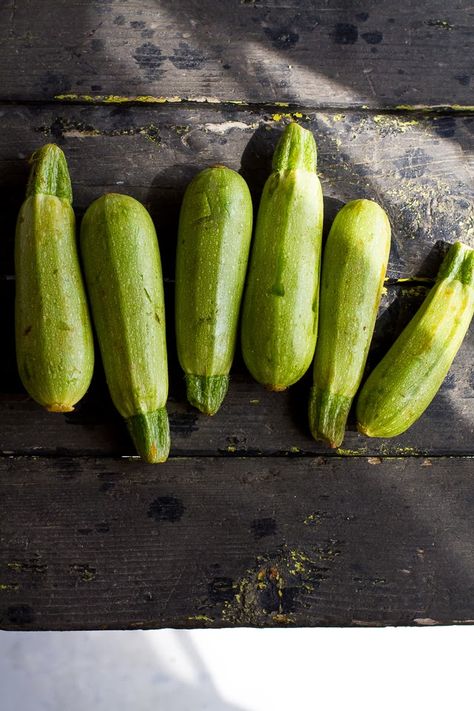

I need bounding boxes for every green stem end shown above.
[436,241,474,287]
[308,386,352,449]
[186,374,229,415]
[26,143,73,203]
[126,408,170,463]
[272,122,317,172]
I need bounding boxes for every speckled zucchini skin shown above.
[357,241,474,438]
[15,144,94,412]
[241,122,324,390]
[175,166,253,414]
[80,193,169,463]
[309,199,391,447]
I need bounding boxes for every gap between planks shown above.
[0,453,473,461]
[0,96,473,116]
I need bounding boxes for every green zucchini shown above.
[175,165,253,414]
[357,241,474,438]
[241,122,324,390]
[15,144,94,412]
[309,199,391,447]
[80,194,169,463]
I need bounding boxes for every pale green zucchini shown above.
[241,122,324,390]
[80,194,169,463]
[175,165,253,414]
[15,144,94,412]
[309,199,391,447]
[357,241,474,438]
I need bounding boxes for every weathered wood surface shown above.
[0,0,473,630]
[0,0,472,108]
[1,456,473,630]
[0,105,472,280]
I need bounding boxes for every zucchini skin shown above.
[309,199,391,447]
[15,144,94,412]
[356,241,474,438]
[80,193,169,463]
[175,166,253,414]
[241,122,324,390]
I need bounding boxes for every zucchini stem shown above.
[26,143,73,203]
[186,374,229,415]
[126,408,170,463]
[308,386,352,448]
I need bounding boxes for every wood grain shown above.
[0,0,472,108]
[0,1,473,630]
[1,456,473,630]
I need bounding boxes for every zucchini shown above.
[357,241,474,438]
[80,194,169,463]
[308,199,391,447]
[15,144,94,412]
[175,165,253,414]
[241,122,324,390]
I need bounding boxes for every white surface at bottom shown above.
[0,628,471,711]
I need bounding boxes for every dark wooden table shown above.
[0,0,473,630]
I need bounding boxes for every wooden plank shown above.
[0,455,473,630]
[0,0,472,108]
[0,104,472,280]
[0,279,472,458]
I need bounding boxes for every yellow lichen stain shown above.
[303,513,319,526]
[0,583,19,591]
[55,94,185,104]
[272,613,294,624]
[332,113,345,122]
[289,549,317,577]
[368,457,382,465]
[395,104,474,112]
[187,615,214,623]
[426,19,454,30]
[227,444,237,453]
[249,399,260,405]
[335,447,367,456]
[7,562,22,571]
[221,546,332,624]
[372,114,420,133]
[274,101,290,107]
[272,111,304,122]
[379,444,422,457]
[289,446,300,454]
[54,94,251,106]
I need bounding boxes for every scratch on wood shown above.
[204,121,257,134]
[414,617,440,625]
